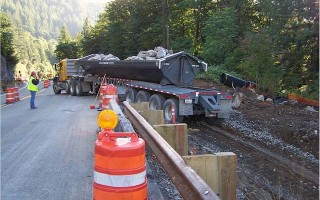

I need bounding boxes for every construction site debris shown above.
[257,95,264,101]
[220,73,254,88]
[305,106,318,112]
[232,93,245,108]
[265,98,273,103]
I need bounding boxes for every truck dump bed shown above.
[76,51,207,86]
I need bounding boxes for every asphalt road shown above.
[1,84,99,200]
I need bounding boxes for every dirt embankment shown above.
[194,79,319,160]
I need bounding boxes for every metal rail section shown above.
[123,101,220,200]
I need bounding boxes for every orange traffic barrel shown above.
[93,131,147,200]
[13,87,20,102]
[102,84,118,109]
[99,81,108,109]
[5,88,15,104]
[44,80,50,88]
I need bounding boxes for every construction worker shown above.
[27,71,39,109]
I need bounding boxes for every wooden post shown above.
[215,152,237,200]
[131,102,149,112]
[140,110,164,125]
[153,124,188,156]
[183,153,237,200]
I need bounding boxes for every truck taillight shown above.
[179,94,189,99]
[223,95,233,100]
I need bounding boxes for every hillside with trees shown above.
[56,0,318,99]
[1,0,318,100]
[0,0,106,82]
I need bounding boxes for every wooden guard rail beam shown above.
[123,101,220,200]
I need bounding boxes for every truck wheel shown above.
[163,98,184,124]
[125,88,138,103]
[65,80,71,94]
[136,90,151,103]
[70,80,76,96]
[94,83,100,94]
[75,81,83,96]
[149,94,166,110]
[53,84,61,94]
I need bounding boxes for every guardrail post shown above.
[131,102,164,125]
[139,110,164,125]
[131,102,187,155]
[183,153,237,200]
[153,124,188,156]
[131,102,149,112]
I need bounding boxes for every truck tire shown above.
[149,94,166,110]
[65,80,71,94]
[70,80,76,96]
[136,90,151,103]
[75,80,83,96]
[94,83,100,94]
[163,98,184,124]
[125,88,138,103]
[53,84,61,94]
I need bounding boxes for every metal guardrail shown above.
[123,101,220,200]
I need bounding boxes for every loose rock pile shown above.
[125,46,173,60]
[88,54,120,61]
[87,46,173,61]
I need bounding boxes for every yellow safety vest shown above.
[27,77,38,91]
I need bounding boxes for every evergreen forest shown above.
[1,0,105,79]
[1,0,319,99]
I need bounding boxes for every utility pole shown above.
[162,0,169,49]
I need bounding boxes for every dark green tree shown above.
[0,12,18,65]
[256,0,319,97]
[55,26,79,59]
[203,8,238,65]
[58,25,71,44]
[96,0,163,59]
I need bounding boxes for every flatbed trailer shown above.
[54,51,232,123]
[119,79,232,123]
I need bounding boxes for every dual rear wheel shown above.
[125,88,184,123]
[69,80,83,96]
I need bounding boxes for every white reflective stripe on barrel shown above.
[103,95,117,98]
[94,170,146,187]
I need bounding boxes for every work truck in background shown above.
[53,58,101,96]
[53,52,232,123]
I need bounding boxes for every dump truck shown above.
[53,52,232,123]
[53,58,101,96]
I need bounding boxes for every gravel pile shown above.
[224,110,319,164]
